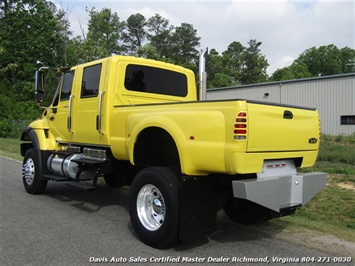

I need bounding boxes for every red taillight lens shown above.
[234,130,247,134]
[238,112,247,117]
[236,118,247,122]
[234,112,247,139]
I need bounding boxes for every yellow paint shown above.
[27,55,321,176]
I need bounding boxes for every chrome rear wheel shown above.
[137,184,165,231]
[129,167,179,249]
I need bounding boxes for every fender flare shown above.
[21,127,41,172]
[20,127,40,156]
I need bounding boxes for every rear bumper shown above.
[230,151,319,174]
[232,172,327,212]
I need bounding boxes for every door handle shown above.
[283,110,293,119]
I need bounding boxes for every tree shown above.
[240,39,269,84]
[146,14,173,59]
[84,7,124,61]
[271,44,355,81]
[221,41,245,85]
[0,0,70,136]
[207,40,268,87]
[340,47,355,73]
[296,44,342,76]
[137,44,160,60]
[271,63,311,81]
[170,23,200,69]
[122,13,147,55]
[206,48,238,88]
[0,0,69,99]
[0,0,15,17]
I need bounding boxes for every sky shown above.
[54,0,354,75]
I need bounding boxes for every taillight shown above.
[234,112,247,140]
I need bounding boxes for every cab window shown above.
[81,64,102,98]
[60,71,74,100]
[124,64,188,97]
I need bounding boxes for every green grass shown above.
[292,174,355,235]
[0,137,22,161]
[318,134,355,164]
[1,135,355,243]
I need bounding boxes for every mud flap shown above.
[179,176,223,241]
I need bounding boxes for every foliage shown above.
[271,44,355,81]
[83,7,125,60]
[240,40,269,84]
[270,62,312,81]
[146,14,173,60]
[169,23,201,70]
[0,0,69,136]
[0,0,69,81]
[206,40,269,87]
[122,13,147,55]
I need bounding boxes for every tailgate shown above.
[246,102,320,152]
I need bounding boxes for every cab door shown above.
[47,71,75,143]
[72,60,109,145]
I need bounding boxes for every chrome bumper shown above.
[232,172,327,212]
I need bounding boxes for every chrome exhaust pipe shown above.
[198,48,208,101]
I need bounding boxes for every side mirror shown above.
[34,70,45,103]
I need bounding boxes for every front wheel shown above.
[22,148,47,194]
[129,167,180,249]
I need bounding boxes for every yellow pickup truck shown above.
[21,49,326,248]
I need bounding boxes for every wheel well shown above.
[21,142,34,157]
[134,127,180,172]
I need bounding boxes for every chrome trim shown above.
[198,48,208,101]
[68,94,74,132]
[97,91,105,134]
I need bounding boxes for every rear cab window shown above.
[124,64,188,97]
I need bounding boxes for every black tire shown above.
[129,167,180,249]
[22,148,47,194]
[223,198,270,225]
[104,174,123,188]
